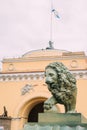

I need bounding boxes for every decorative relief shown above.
[70,60,78,68]
[8,64,14,71]
[35,74,40,80]
[79,73,83,78]
[21,84,33,95]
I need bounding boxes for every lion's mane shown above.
[45,62,77,105]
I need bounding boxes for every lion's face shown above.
[45,67,58,85]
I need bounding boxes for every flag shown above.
[52,9,60,18]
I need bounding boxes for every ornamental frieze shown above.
[0,71,87,81]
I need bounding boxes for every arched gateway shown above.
[12,96,48,130]
[12,95,60,130]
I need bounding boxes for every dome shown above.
[22,49,68,58]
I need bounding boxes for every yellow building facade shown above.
[0,48,87,130]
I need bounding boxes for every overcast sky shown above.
[0,0,87,68]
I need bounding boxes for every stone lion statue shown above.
[44,62,77,113]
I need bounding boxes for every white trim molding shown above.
[0,70,87,81]
[0,72,44,81]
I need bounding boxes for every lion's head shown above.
[44,62,77,113]
[45,62,76,89]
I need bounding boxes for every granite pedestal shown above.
[38,113,81,124]
[23,113,87,130]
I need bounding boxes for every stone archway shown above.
[12,96,47,130]
[13,95,61,130]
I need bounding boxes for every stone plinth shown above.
[23,113,87,130]
[38,113,81,124]
[0,116,12,130]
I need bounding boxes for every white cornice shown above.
[2,55,87,63]
[0,70,87,81]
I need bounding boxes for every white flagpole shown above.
[49,0,60,48]
[49,0,54,49]
[50,0,53,43]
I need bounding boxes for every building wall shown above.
[0,50,87,130]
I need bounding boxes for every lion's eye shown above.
[49,73,54,77]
